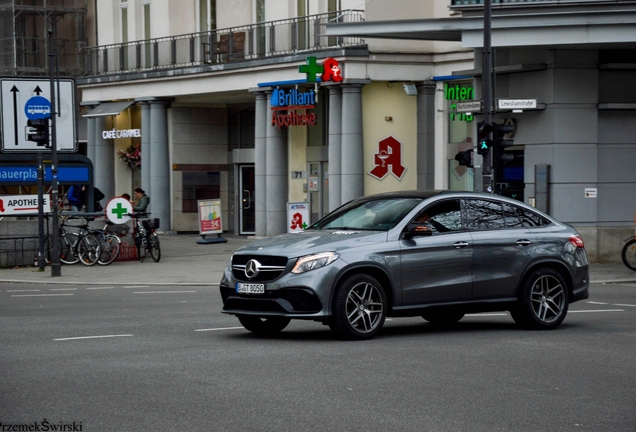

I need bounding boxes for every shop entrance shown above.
[238,164,255,234]
[308,161,328,224]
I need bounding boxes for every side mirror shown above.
[404,223,433,239]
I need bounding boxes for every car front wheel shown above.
[329,274,387,340]
[237,315,291,335]
[511,268,569,330]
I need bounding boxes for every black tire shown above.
[237,315,291,335]
[98,234,121,266]
[511,268,569,330]
[422,309,465,326]
[148,234,161,262]
[77,234,101,266]
[59,233,79,265]
[329,273,387,340]
[621,239,636,271]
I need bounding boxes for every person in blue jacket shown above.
[67,185,85,211]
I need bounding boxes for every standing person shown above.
[93,187,105,212]
[133,187,150,212]
[121,193,131,202]
[67,185,85,211]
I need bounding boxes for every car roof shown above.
[355,190,495,201]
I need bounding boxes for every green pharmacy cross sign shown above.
[299,57,323,82]
[111,202,128,219]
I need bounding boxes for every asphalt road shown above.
[1,282,635,432]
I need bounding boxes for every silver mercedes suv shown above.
[220,191,589,340]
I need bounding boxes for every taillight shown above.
[569,235,585,248]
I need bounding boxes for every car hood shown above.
[235,229,388,258]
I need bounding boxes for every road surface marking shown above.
[86,287,115,290]
[466,313,508,317]
[123,285,150,289]
[587,301,609,305]
[54,334,134,341]
[613,303,636,307]
[7,289,40,292]
[195,327,244,332]
[11,294,74,297]
[570,309,624,313]
[50,288,77,291]
[132,291,197,294]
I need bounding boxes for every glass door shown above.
[308,162,329,224]
[239,165,255,234]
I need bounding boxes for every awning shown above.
[83,101,135,118]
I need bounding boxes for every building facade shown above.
[75,0,636,262]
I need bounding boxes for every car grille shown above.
[232,255,289,282]
[220,285,322,314]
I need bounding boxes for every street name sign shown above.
[497,99,537,110]
[0,78,76,152]
[456,100,482,113]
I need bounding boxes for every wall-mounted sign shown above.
[445,83,474,123]
[270,88,318,130]
[368,136,406,180]
[585,188,597,198]
[102,128,142,139]
[497,99,537,110]
[0,194,51,215]
[0,166,89,184]
[321,58,343,82]
[287,202,309,233]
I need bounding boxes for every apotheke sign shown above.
[102,128,142,139]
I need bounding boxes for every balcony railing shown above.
[452,0,612,5]
[83,10,364,77]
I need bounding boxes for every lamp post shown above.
[481,0,493,194]
[48,28,61,277]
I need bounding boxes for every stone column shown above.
[340,84,364,204]
[93,115,115,201]
[140,101,151,197]
[254,91,268,236]
[416,81,436,190]
[327,85,342,211]
[149,100,170,231]
[265,91,288,236]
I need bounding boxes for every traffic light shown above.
[492,122,514,166]
[477,121,493,156]
[455,149,473,167]
[27,117,50,147]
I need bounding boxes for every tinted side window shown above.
[414,199,462,235]
[503,203,551,227]
[463,199,505,230]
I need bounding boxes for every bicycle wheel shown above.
[77,234,101,266]
[622,239,636,271]
[60,232,80,265]
[148,233,161,262]
[98,234,121,266]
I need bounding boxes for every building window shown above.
[199,0,217,32]
[228,107,255,150]
[143,2,151,39]
[182,172,220,213]
[120,2,128,43]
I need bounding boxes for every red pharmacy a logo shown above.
[368,136,406,180]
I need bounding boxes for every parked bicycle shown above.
[44,214,102,266]
[86,220,126,266]
[622,236,636,271]
[128,212,161,262]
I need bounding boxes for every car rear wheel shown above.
[237,315,291,335]
[511,268,569,330]
[421,310,465,326]
[329,274,387,340]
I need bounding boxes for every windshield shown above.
[311,197,422,231]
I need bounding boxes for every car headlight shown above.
[291,252,340,274]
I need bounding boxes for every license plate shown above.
[236,283,265,294]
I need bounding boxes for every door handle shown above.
[453,241,469,249]
[243,190,251,210]
[516,239,531,246]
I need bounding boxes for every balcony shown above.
[82,10,365,78]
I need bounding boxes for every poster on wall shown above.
[287,202,310,233]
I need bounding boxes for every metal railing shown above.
[83,10,364,77]
[452,0,613,5]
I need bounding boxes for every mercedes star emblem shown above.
[245,259,261,279]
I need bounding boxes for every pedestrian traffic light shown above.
[493,122,514,165]
[27,117,50,147]
[455,149,473,167]
[477,121,493,156]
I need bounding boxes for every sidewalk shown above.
[1,233,635,286]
